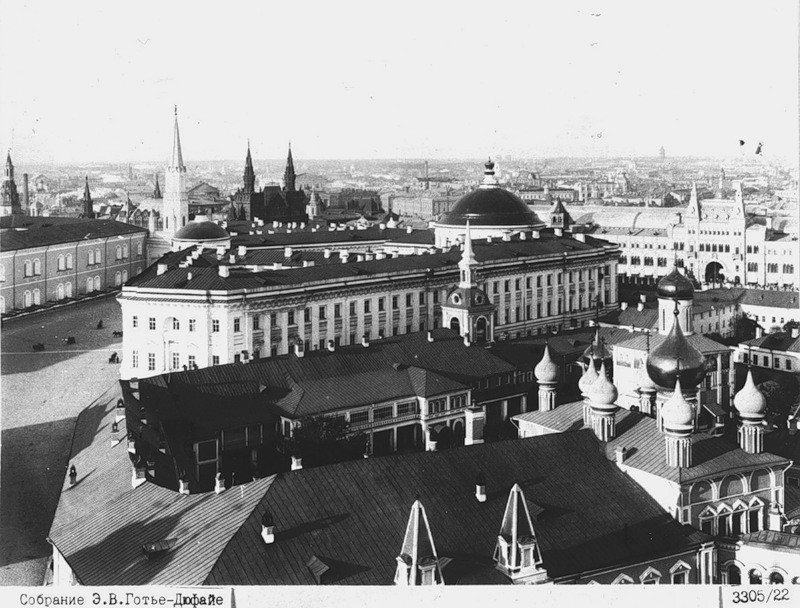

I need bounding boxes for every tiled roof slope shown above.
[740,289,800,310]
[228,225,437,247]
[744,331,800,353]
[1,218,146,251]
[206,431,704,584]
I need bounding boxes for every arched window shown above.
[66,253,73,269]
[24,260,32,277]
[87,277,94,293]
[115,245,122,260]
[95,275,100,290]
[720,475,745,498]
[137,241,143,256]
[33,259,41,275]
[58,255,65,271]
[88,250,95,265]
[65,282,72,298]
[33,289,41,305]
[731,502,747,536]
[769,572,784,585]
[699,507,716,535]
[690,480,714,503]
[727,564,741,585]
[57,284,65,300]
[717,505,732,536]
[750,570,763,585]
[95,249,101,264]
[122,270,128,282]
[749,502,763,532]
[750,469,771,492]
[115,271,121,286]
[123,244,129,258]
[23,290,32,307]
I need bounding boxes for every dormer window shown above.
[639,567,662,584]
[451,293,461,305]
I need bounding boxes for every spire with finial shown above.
[458,219,477,288]
[394,500,443,586]
[153,173,162,199]
[535,340,559,412]
[171,106,184,170]
[243,140,256,195]
[284,141,296,192]
[83,176,94,219]
[493,484,546,583]
[734,352,767,454]
[687,180,700,217]
[479,157,499,189]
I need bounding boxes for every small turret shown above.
[493,484,547,584]
[534,341,558,412]
[733,368,767,454]
[661,377,695,468]
[394,500,443,586]
[588,361,618,441]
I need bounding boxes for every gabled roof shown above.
[743,331,800,353]
[614,331,729,356]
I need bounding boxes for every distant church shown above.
[1,152,24,216]
[231,143,308,223]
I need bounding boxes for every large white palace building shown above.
[118,152,621,380]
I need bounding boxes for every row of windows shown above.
[610,562,691,585]
[766,263,795,274]
[699,243,732,253]
[3,242,143,280]
[742,353,794,370]
[698,502,764,537]
[620,256,669,267]
[490,267,610,293]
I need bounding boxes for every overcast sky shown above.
[1,1,797,164]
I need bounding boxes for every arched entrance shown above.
[450,317,460,333]
[452,420,465,446]
[476,317,488,343]
[436,425,453,450]
[705,261,725,284]
[727,565,741,585]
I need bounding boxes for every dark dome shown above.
[646,312,706,391]
[657,267,694,300]
[439,160,540,227]
[173,219,230,241]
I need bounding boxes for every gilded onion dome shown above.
[733,369,767,419]
[534,342,559,385]
[660,377,695,430]
[656,266,694,300]
[646,309,705,391]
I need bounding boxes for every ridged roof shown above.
[0,218,146,251]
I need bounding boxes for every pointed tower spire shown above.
[83,176,94,219]
[687,181,700,217]
[284,141,296,192]
[493,484,546,583]
[394,500,443,586]
[458,220,477,288]
[171,106,184,170]
[153,173,162,199]
[243,140,256,195]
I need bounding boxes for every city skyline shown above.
[1,1,798,164]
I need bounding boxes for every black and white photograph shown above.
[0,0,798,603]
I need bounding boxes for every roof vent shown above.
[218,265,230,278]
[486,236,493,243]
[285,247,293,258]
[178,478,189,495]
[302,260,315,267]
[620,302,628,311]
[261,510,276,543]
[502,232,511,242]
[637,301,644,312]
[324,248,332,259]
[639,294,646,303]
[306,556,331,585]
[291,456,303,471]
[157,263,168,276]
[214,472,225,494]
[362,334,370,348]
[238,245,247,256]
[379,223,386,230]
[519,231,528,241]
[186,272,192,281]
[327,340,335,352]
[531,230,540,239]
[554,228,563,237]
[406,226,413,234]
[615,447,628,464]
[229,254,236,264]
[475,472,487,503]
[575,233,586,242]
[427,331,434,342]
[142,538,177,559]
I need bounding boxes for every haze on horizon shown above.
[1,0,797,165]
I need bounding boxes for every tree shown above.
[757,378,799,429]
[733,313,758,342]
[282,415,367,468]
[783,319,800,334]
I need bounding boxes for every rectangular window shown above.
[212,319,220,333]
[270,313,277,326]
[406,293,412,307]
[132,350,139,368]
[526,277,531,289]
[188,355,196,368]
[547,275,552,286]
[364,300,371,313]
[303,308,310,323]
[148,352,155,371]
[504,280,510,292]
[397,401,418,417]
[252,316,260,330]
[149,317,156,331]
[334,304,341,318]
[133,315,139,328]
[378,298,385,312]
[433,291,439,304]
[515,278,521,290]
[223,428,246,450]
[349,410,370,425]
[247,424,262,446]
[319,306,326,320]
[189,319,196,332]
[212,355,220,365]
[288,311,295,325]
[349,302,355,316]
[171,353,180,370]
[374,405,394,421]
[392,295,399,309]
[172,318,180,331]
[419,293,425,305]
[234,354,240,363]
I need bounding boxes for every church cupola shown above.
[657,265,694,335]
[493,484,547,584]
[646,306,705,393]
[243,141,256,195]
[637,331,657,416]
[734,368,767,454]
[283,143,296,192]
[588,361,619,441]
[394,500,444,586]
[661,377,695,468]
[534,341,559,412]
[83,176,94,219]
[578,353,599,425]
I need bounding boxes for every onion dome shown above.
[534,343,559,385]
[583,329,610,362]
[438,160,541,227]
[657,266,694,300]
[661,378,695,430]
[589,362,618,408]
[733,369,767,419]
[646,310,705,391]
[578,360,599,396]
[638,367,657,393]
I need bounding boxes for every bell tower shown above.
[162,106,189,236]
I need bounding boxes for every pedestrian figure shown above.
[97,320,103,330]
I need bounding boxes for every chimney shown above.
[639,294,646,303]
[293,341,305,358]
[327,339,335,352]
[218,265,230,278]
[23,173,29,208]
[362,334,370,348]
[238,245,247,257]
[554,228,563,237]
[302,260,315,267]
[756,326,764,339]
[216,247,225,259]
[214,472,225,494]
[792,327,799,339]
[615,447,627,464]
[475,472,487,503]
[406,226,413,234]
[502,232,511,242]
[637,301,644,312]
[427,330,434,342]
[261,511,276,544]
[620,302,628,311]
[131,461,147,489]
[68,464,77,488]
[291,456,303,471]
[465,404,485,445]
[229,254,236,264]
[531,229,540,239]
[324,248,332,259]
[157,263,168,276]
[575,233,586,242]
[379,223,386,230]
[463,332,471,347]
[376,252,387,260]
[110,421,121,447]
[340,250,349,263]
[178,478,190,495]
[486,236,493,243]
[284,247,293,258]
[519,231,527,241]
